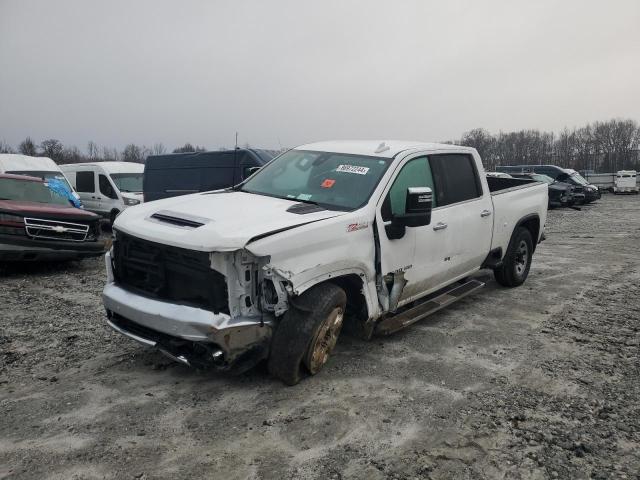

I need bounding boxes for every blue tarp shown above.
[46,178,83,208]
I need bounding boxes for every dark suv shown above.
[496,165,600,203]
[510,173,580,207]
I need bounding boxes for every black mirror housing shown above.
[385,187,433,239]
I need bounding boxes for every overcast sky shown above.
[1,0,639,151]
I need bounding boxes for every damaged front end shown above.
[103,231,293,372]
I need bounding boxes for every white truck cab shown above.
[614,170,638,194]
[61,162,145,223]
[103,140,548,384]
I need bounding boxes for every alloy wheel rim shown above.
[305,307,344,374]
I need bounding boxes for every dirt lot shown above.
[1,195,639,480]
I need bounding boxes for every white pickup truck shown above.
[103,141,548,384]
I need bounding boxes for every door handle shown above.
[433,222,448,231]
[481,209,492,217]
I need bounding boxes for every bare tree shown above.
[39,139,64,163]
[87,141,100,161]
[173,143,206,153]
[0,140,14,153]
[61,145,84,164]
[122,144,144,163]
[151,143,166,155]
[18,137,37,156]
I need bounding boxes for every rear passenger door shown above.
[428,154,493,279]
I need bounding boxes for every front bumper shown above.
[102,252,274,370]
[0,234,105,261]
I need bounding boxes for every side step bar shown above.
[375,279,485,336]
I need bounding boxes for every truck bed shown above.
[488,179,548,257]
[486,176,536,194]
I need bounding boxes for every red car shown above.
[0,173,105,261]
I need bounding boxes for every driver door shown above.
[375,154,452,306]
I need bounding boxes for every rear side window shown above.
[76,171,95,192]
[429,154,481,207]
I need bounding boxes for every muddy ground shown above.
[1,195,639,480]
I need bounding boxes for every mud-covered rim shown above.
[304,306,344,374]
[514,240,529,277]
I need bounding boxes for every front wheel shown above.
[494,227,533,287]
[268,283,346,385]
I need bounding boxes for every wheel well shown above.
[326,274,369,336]
[517,216,540,251]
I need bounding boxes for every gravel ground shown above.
[1,195,639,480]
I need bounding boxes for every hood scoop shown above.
[148,210,209,229]
[286,202,326,215]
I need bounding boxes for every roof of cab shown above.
[294,140,470,158]
[0,154,58,171]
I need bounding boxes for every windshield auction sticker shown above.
[336,164,370,175]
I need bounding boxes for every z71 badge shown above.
[347,222,368,232]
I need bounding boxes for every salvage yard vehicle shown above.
[0,174,105,261]
[0,154,81,205]
[60,162,145,224]
[510,173,577,208]
[103,141,548,384]
[143,148,276,202]
[613,170,638,194]
[497,165,600,204]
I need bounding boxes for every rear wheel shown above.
[268,283,346,385]
[494,227,533,287]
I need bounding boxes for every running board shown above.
[375,279,485,336]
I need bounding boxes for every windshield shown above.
[111,173,143,192]
[0,178,71,206]
[533,174,555,184]
[7,170,74,192]
[240,150,393,210]
[570,172,589,185]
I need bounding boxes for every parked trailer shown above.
[613,171,638,194]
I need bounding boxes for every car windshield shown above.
[533,174,555,184]
[111,173,143,192]
[7,170,74,192]
[239,150,393,210]
[0,178,71,206]
[570,172,589,185]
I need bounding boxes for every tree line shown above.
[0,138,208,164]
[454,118,640,172]
[1,118,639,172]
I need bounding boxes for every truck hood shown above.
[0,200,99,221]
[113,190,348,251]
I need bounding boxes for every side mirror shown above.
[385,187,433,239]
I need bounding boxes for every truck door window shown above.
[76,171,95,193]
[382,157,436,221]
[429,154,481,207]
[99,174,118,199]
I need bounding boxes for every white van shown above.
[60,162,145,223]
[0,154,76,193]
[613,170,638,194]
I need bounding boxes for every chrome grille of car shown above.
[24,217,90,242]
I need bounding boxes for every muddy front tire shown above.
[267,283,346,385]
[494,227,533,288]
